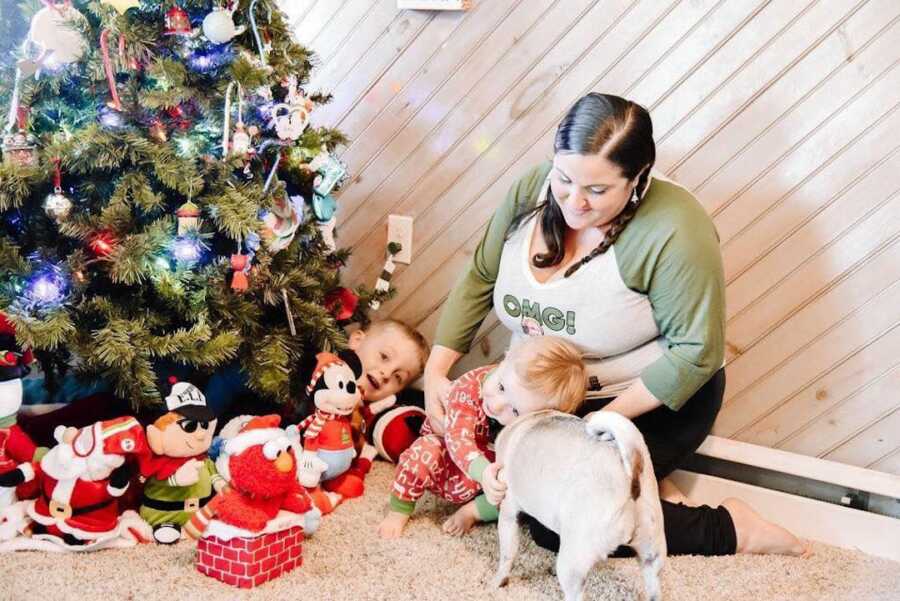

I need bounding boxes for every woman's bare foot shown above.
[722,497,812,557]
[658,477,692,506]
[442,501,479,536]
[378,511,410,539]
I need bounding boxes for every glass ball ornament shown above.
[202,5,246,44]
[44,188,73,222]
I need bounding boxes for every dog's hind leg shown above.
[556,529,616,601]
[491,499,521,589]
[632,503,666,601]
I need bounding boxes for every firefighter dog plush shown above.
[295,351,368,501]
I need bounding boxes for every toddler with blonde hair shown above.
[378,336,586,538]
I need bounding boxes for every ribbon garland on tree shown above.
[99,29,122,110]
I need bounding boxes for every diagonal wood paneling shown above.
[286,0,900,475]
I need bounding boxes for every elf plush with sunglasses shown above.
[138,381,226,544]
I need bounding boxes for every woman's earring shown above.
[631,187,641,204]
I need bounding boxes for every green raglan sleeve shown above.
[617,181,726,411]
[434,163,551,354]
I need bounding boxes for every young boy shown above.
[378,336,586,538]
[346,319,429,404]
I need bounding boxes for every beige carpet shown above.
[2,461,898,601]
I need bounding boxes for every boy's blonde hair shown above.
[363,318,429,377]
[508,336,586,414]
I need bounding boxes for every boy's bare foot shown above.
[442,500,479,536]
[722,497,812,557]
[378,511,410,539]
[658,477,692,506]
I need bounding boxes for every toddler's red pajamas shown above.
[389,366,499,521]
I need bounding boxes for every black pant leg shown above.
[523,500,737,557]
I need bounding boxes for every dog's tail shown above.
[585,411,647,500]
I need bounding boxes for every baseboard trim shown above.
[695,436,900,500]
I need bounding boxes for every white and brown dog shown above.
[492,410,665,601]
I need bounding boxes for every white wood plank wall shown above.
[279,0,900,476]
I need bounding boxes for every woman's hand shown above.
[424,345,463,436]
[424,371,452,436]
[481,462,507,506]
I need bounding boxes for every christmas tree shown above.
[0,0,384,406]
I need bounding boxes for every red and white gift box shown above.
[196,526,303,588]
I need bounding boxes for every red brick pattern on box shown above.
[196,526,304,588]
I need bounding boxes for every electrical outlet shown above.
[387,214,413,264]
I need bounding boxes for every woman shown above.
[425,93,806,556]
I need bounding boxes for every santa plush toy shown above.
[0,313,41,511]
[0,416,152,551]
[186,415,316,539]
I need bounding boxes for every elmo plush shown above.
[186,415,313,537]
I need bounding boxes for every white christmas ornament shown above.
[44,188,73,222]
[202,5,246,44]
[222,81,254,157]
[269,77,312,141]
[27,3,89,69]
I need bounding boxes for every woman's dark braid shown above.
[563,170,649,278]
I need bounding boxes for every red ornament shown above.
[166,105,191,130]
[89,232,116,256]
[230,254,249,293]
[324,288,359,322]
[164,6,192,36]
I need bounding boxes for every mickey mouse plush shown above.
[295,351,367,501]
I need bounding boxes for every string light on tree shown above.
[175,136,199,158]
[98,106,126,129]
[187,44,235,74]
[23,260,69,309]
[172,236,205,264]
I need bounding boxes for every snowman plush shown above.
[0,314,41,511]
